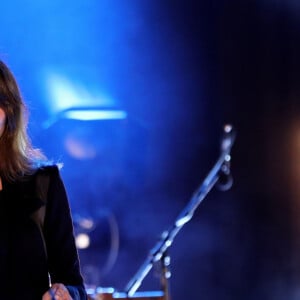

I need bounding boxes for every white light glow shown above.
[75,233,90,249]
[63,109,127,121]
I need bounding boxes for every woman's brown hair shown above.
[0,60,46,181]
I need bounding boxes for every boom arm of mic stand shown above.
[125,125,235,297]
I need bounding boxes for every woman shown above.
[0,59,87,299]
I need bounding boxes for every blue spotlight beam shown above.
[125,124,236,298]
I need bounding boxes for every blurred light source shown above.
[43,107,127,128]
[76,233,90,249]
[78,217,95,230]
[43,71,127,128]
[62,108,127,121]
[45,72,115,113]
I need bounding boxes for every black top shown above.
[0,165,87,299]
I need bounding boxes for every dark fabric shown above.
[0,165,87,300]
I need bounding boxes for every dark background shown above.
[2,1,300,299]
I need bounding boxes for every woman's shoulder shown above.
[34,162,62,177]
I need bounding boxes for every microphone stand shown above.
[125,124,236,299]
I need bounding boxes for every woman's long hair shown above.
[0,60,46,181]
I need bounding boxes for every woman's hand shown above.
[42,283,73,300]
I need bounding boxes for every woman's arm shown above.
[43,166,87,300]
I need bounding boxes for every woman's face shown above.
[0,108,6,138]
